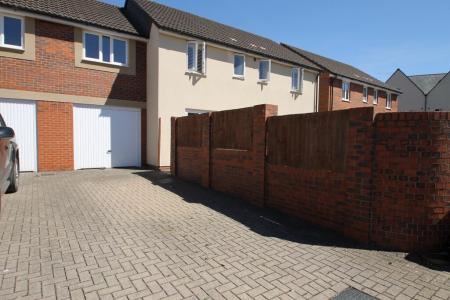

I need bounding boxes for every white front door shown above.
[0,99,37,172]
[73,104,141,169]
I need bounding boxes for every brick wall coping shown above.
[375,111,450,121]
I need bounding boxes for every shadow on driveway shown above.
[133,170,371,251]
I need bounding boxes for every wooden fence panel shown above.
[267,110,350,172]
[212,108,253,150]
[176,115,204,147]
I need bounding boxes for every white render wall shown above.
[147,26,319,167]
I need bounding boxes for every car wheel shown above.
[6,156,19,193]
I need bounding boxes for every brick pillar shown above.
[170,117,177,176]
[252,104,278,207]
[37,101,74,172]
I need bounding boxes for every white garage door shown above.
[73,104,141,169]
[0,99,37,172]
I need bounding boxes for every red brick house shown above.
[0,0,147,172]
[282,44,400,113]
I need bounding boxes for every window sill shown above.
[82,57,128,68]
[0,44,24,52]
[385,107,392,110]
[290,90,302,95]
[341,98,350,102]
[232,75,245,80]
[185,71,206,77]
[362,100,368,104]
[257,80,269,85]
[373,102,378,105]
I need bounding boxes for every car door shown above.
[0,114,13,193]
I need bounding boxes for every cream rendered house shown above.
[125,0,322,168]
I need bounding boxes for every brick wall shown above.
[172,105,450,252]
[372,112,450,251]
[37,101,74,171]
[265,108,374,243]
[319,75,398,114]
[0,19,146,102]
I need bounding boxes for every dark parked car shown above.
[0,113,19,196]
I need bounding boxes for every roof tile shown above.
[0,0,140,36]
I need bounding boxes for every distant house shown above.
[386,69,450,111]
[282,44,400,114]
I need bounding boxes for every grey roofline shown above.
[425,70,450,96]
[127,0,322,72]
[0,1,143,37]
[282,43,401,93]
[387,68,424,95]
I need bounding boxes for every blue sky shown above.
[104,0,450,81]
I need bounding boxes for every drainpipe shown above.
[329,76,336,111]
[315,73,320,112]
[424,94,428,112]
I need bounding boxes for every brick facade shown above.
[319,73,398,114]
[172,105,450,252]
[37,101,74,172]
[0,19,147,172]
[0,20,146,102]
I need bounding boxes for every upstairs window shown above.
[258,59,271,82]
[386,93,392,109]
[291,67,304,93]
[233,54,245,77]
[187,41,206,74]
[362,86,368,103]
[342,81,350,101]
[373,89,378,104]
[83,32,128,66]
[0,14,24,49]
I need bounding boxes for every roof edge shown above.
[0,2,144,38]
[282,43,401,93]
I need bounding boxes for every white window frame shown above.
[186,40,206,75]
[233,53,245,78]
[291,67,304,93]
[258,59,271,83]
[373,89,378,105]
[0,13,25,50]
[342,81,350,101]
[82,31,128,67]
[386,93,392,109]
[362,86,368,103]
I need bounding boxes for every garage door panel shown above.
[74,105,141,170]
[0,99,37,172]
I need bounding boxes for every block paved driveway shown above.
[0,169,449,300]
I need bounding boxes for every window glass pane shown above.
[259,61,269,80]
[196,43,204,73]
[234,55,244,76]
[84,33,100,59]
[187,43,195,71]
[102,36,110,62]
[291,68,299,90]
[113,39,126,64]
[4,16,22,47]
